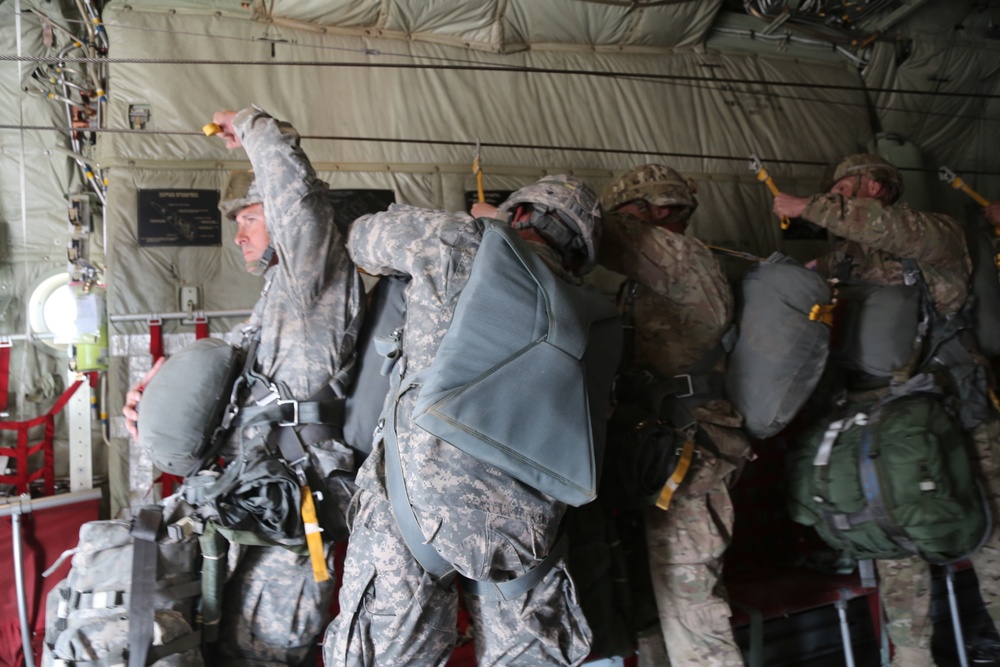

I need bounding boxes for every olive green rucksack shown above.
[786,379,990,563]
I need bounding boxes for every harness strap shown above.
[383,359,565,600]
[0,338,10,413]
[462,533,568,601]
[145,630,203,664]
[383,366,453,579]
[127,506,163,667]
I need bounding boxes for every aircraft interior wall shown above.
[0,0,998,516]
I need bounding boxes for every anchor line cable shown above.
[6,124,1000,176]
[1,53,999,100]
[10,11,1000,122]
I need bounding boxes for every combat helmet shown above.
[832,153,904,202]
[219,169,263,221]
[602,164,698,225]
[497,174,602,274]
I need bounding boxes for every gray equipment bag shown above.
[966,224,1000,358]
[342,276,408,456]
[413,220,622,507]
[726,253,834,439]
[829,283,922,377]
[43,506,204,667]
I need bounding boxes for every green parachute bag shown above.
[786,386,990,563]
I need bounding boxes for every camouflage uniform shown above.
[802,190,1000,667]
[323,204,592,667]
[214,108,364,666]
[600,209,751,667]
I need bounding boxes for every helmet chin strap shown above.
[851,175,863,198]
[250,245,276,276]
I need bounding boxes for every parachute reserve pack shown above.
[786,383,989,563]
[342,275,408,456]
[725,253,835,439]
[138,337,244,478]
[828,282,922,378]
[43,505,205,667]
[966,223,1000,358]
[413,220,622,507]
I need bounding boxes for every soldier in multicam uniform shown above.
[322,176,599,667]
[124,106,364,666]
[988,202,1000,228]
[599,164,752,667]
[775,153,1000,666]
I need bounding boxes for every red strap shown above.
[0,338,10,412]
[149,317,163,362]
[195,315,209,340]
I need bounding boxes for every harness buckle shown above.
[278,399,299,427]
[256,383,281,406]
[673,373,694,398]
[220,403,239,430]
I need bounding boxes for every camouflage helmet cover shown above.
[219,169,263,221]
[602,164,699,217]
[831,153,904,197]
[497,174,602,274]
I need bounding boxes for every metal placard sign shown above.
[464,190,514,214]
[137,189,222,247]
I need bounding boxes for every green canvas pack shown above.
[786,385,989,563]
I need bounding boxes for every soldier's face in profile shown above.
[234,203,272,272]
[830,176,881,201]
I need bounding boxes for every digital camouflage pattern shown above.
[324,202,592,666]
[43,517,203,667]
[599,205,750,667]
[497,174,603,273]
[218,169,262,221]
[601,164,698,225]
[213,108,364,665]
[212,545,335,666]
[805,195,972,315]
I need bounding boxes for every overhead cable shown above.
[5,123,1000,176]
[1,54,998,100]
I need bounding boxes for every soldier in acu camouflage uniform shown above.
[124,106,364,666]
[599,164,752,667]
[775,153,1000,667]
[322,176,599,667]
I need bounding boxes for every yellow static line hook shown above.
[749,154,791,230]
[472,139,485,204]
[203,122,222,137]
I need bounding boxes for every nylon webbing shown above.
[148,317,163,363]
[194,315,209,339]
[384,363,566,600]
[383,367,453,579]
[462,533,568,601]
[127,506,162,667]
[0,340,10,412]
